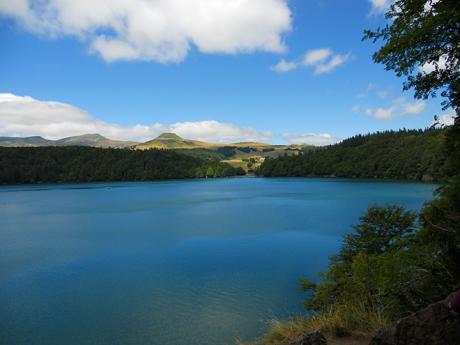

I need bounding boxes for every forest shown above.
[258,128,451,181]
[0,146,245,184]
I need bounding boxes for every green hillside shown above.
[135,133,279,150]
[258,128,451,181]
[136,133,309,171]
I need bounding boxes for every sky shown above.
[0,0,455,145]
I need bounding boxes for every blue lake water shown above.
[0,178,436,345]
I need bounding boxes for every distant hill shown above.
[0,132,311,172]
[54,134,138,148]
[0,134,138,148]
[135,133,310,171]
[135,133,277,150]
[258,128,452,181]
[136,133,218,150]
[0,136,54,147]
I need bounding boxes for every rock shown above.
[283,331,328,345]
[451,289,460,313]
[370,293,460,345]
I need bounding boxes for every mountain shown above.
[0,132,308,172]
[135,133,219,150]
[0,134,138,148]
[135,133,275,150]
[54,134,138,148]
[135,133,309,172]
[0,136,54,147]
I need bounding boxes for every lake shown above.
[0,178,436,345]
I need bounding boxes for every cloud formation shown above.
[271,48,352,75]
[270,59,297,73]
[354,83,427,120]
[0,93,272,143]
[0,0,291,63]
[282,133,341,146]
[364,97,427,120]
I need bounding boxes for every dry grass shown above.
[238,301,389,345]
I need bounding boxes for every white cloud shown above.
[282,133,341,146]
[313,53,352,75]
[424,0,440,14]
[170,121,272,143]
[370,0,441,17]
[419,55,448,74]
[270,58,297,72]
[270,48,352,74]
[0,93,272,143]
[0,0,291,63]
[404,101,427,115]
[362,97,427,120]
[369,0,392,14]
[434,111,455,127]
[365,106,396,120]
[303,48,332,66]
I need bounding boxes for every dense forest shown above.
[258,129,451,181]
[0,146,245,184]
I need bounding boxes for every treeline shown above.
[258,128,451,181]
[0,146,245,184]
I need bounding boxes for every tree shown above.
[301,204,454,328]
[340,205,417,262]
[365,0,460,298]
[363,0,460,114]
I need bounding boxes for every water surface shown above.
[0,178,436,345]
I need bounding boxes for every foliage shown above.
[419,175,460,286]
[258,128,450,180]
[238,147,257,154]
[300,205,454,336]
[362,0,460,309]
[217,146,238,158]
[174,148,225,160]
[0,146,245,184]
[363,0,460,112]
[341,205,417,260]
[364,0,460,288]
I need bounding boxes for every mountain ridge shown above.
[0,133,308,171]
[135,133,274,150]
[0,134,138,148]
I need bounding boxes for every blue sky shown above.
[0,0,451,144]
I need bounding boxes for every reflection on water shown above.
[0,178,436,345]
